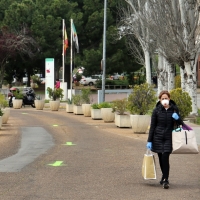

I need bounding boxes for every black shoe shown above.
[163,180,169,189]
[160,176,164,185]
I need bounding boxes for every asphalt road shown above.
[0,108,199,200]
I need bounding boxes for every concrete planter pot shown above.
[66,104,73,113]
[130,114,151,133]
[49,100,60,111]
[91,109,102,120]
[101,108,115,122]
[13,99,23,109]
[34,100,45,110]
[115,113,131,128]
[82,104,91,117]
[73,105,83,115]
[2,108,10,124]
[0,116,2,129]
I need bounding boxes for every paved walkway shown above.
[0,107,199,199]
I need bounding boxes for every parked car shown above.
[110,73,120,80]
[80,75,101,86]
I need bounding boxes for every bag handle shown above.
[146,149,152,155]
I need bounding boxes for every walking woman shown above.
[146,90,183,189]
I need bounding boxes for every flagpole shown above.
[70,19,73,100]
[62,19,65,83]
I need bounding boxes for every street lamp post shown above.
[101,0,107,102]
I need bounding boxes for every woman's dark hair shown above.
[158,90,170,99]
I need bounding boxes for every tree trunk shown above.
[144,50,151,84]
[180,67,185,91]
[168,63,175,91]
[184,61,198,114]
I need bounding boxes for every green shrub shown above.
[13,90,24,99]
[98,102,112,108]
[0,94,8,108]
[72,94,82,106]
[127,83,157,115]
[170,88,192,119]
[66,98,73,104]
[175,75,181,88]
[81,88,91,104]
[91,103,100,109]
[112,98,128,115]
[31,75,42,85]
[47,87,64,101]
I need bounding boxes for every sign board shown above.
[45,58,55,100]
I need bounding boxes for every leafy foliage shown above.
[72,94,82,106]
[170,88,192,119]
[0,93,8,108]
[81,88,91,104]
[112,98,128,115]
[175,75,181,88]
[127,83,157,115]
[98,102,112,108]
[47,87,64,101]
[13,90,24,99]
[91,103,100,109]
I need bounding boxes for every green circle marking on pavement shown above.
[48,161,65,167]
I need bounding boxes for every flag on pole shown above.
[72,22,79,53]
[63,23,68,55]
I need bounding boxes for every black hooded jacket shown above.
[147,100,183,153]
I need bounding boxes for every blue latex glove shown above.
[172,113,179,120]
[146,142,152,150]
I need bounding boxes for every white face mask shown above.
[161,99,169,106]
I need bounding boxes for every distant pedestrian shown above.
[55,79,60,89]
[146,90,183,189]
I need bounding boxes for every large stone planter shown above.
[73,105,83,115]
[13,99,23,109]
[130,114,151,133]
[66,104,73,113]
[34,100,45,110]
[91,109,102,120]
[49,100,60,111]
[2,108,10,124]
[101,108,115,122]
[115,113,131,128]
[82,104,91,117]
[0,116,2,129]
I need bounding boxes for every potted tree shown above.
[0,94,10,124]
[47,87,64,111]
[34,95,45,110]
[72,94,83,115]
[112,98,131,128]
[13,90,24,109]
[81,88,91,117]
[66,98,73,113]
[127,83,157,133]
[91,103,102,120]
[99,102,115,122]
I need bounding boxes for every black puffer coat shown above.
[147,100,183,153]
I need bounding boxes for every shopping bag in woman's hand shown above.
[182,124,193,130]
[142,149,157,180]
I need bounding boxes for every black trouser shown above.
[157,152,170,180]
